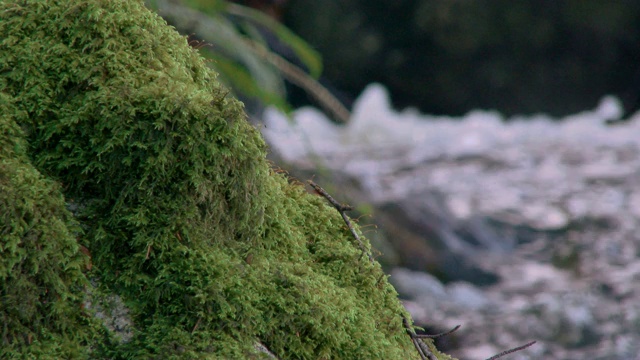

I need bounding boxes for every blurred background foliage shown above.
[146,0,333,119]
[283,0,640,117]
[148,0,640,120]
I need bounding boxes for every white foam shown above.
[262,83,636,180]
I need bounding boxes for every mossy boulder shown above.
[0,93,99,359]
[0,1,451,358]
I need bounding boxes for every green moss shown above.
[0,1,451,358]
[0,93,98,358]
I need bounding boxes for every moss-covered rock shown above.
[0,1,450,358]
[0,93,98,358]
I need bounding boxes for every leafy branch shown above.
[148,0,350,122]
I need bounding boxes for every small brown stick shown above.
[485,341,537,360]
[308,180,353,212]
[308,180,373,263]
[402,316,438,360]
[192,317,202,333]
[413,324,461,339]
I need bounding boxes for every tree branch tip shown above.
[414,324,462,339]
[485,340,537,360]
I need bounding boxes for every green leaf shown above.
[224,2,323,78]
[203,50,292,114]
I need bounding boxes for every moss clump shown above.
[0,1,451,358]
[0,93,98,358]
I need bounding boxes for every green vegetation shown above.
[0,93,99,359]
[0,0,450,358]
[146,0,322,116]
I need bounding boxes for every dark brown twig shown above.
[191,317,201,333]
[308,180,373,263]
[485,341,537,360]
[308,180,353,212]
[413,324,461,339]
[402,316,438,360]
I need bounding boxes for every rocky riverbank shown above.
[262,84,640,359]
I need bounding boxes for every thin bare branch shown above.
[413,324,461,339]
[402,316,438,360]
[307,180,353,211]
[485,341,537,360]
[308,180,373,263]
[191,317,201,333]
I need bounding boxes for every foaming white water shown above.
[262,83,634,175]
